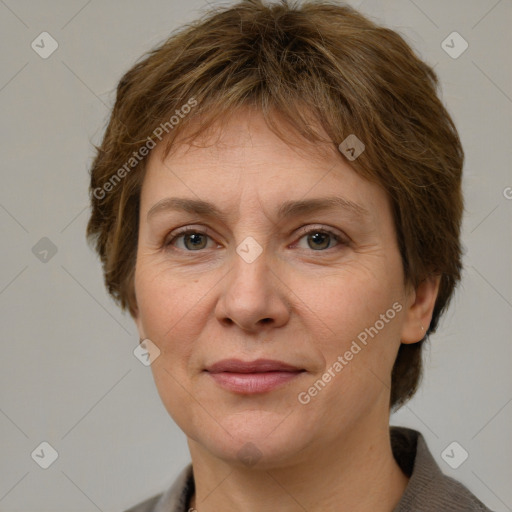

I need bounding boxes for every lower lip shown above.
[207,371,303,394]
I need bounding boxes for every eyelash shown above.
[164,225,348,253]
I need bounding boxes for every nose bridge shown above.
[216,234,289,331]
[230,237,272,308]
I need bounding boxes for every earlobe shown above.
[400,274,441,344]
[133,320,146,343]
[130,303,139,320]
[129,300,145,339]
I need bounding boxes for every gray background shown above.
[0,0,510,511]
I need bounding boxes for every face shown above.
[133,110,424,469]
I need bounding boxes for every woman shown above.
[86,1,493,510]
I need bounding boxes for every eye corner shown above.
[293,225,349,252]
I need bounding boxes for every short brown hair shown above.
[86,0,464,411]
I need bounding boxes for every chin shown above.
[188,411,314,470]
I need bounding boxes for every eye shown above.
[164,226,347,253]
[294,227,346,251]
[165,228,215,251]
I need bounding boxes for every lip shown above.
[205,358,305,394]
[206,358,302,373]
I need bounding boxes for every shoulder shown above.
[122,464,194,512]
[391,426,493,512]
[123,493,162,512]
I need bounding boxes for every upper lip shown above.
[205,359,303,373]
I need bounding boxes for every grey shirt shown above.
[124,426,493,512]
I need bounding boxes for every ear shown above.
[126,273,145,339]
[400,274,441,344]
[132,310,144,339]
[129,298,145,340]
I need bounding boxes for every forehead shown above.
[156,108,336,170]
[141,110,388,223]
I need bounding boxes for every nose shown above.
[215,245,291,333]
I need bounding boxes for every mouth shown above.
[204,358,306,394]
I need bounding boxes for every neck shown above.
[187,416,409,512]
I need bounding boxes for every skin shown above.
[133,108,440,512]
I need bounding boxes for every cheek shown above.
[306,267,402,338]
[135,266,209,424]
[135,262,200,331]
[300,263,405,388]
[134,261,236,382]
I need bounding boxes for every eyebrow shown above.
[146,196,370,223]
